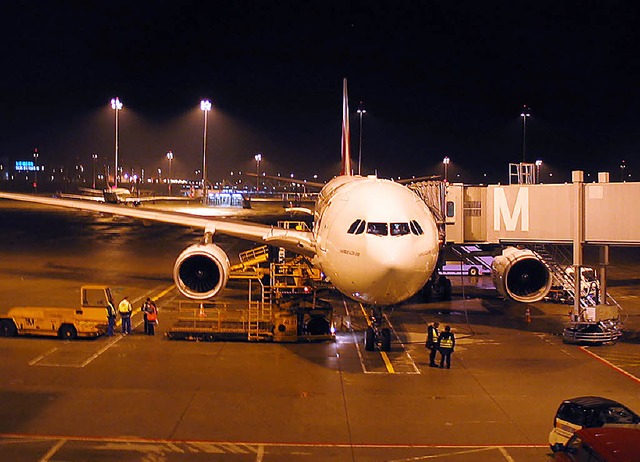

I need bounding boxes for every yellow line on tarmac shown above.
[380,352,395,373]
[358,303,395,374]
[153,285,175,301]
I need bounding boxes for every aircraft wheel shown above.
[58,324,78,340]
[380,328,391,352]
[421,281,433,302]
[439,277,452,301]
[364,327,376,351]
[468,267,479,276]
[204,333,215,342]
[0,320,17,337]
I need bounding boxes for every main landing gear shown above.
[421,275,452,302]
[363,306,392,352]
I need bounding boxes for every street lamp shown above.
[254,153,262,193]
[200,99,212,201]
[357,102,366,175]
[110,97,123,188]
[620,160,626,182]
[166,151,174,194]
[520,105,530,162]
[535,159,542,184]
[33,148,39,193]
[442,156,450,182]
[92,153,98,189]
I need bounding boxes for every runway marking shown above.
[28,288,164,368]
[28,347,57,366]
[341,302,421,374]
[580,346,640,384]
[0,432,552,449]
[380,351,396,373]
[385,445,513,461]
[38,438,66,462]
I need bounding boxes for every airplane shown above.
[0,79,442,350]
[0,79,440,348]
[60,184,194,206]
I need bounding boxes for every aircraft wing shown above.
[0,191,316,257]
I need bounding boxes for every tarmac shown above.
[0,200,639,461]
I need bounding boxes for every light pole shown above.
[254,153,262,193]
[620,160,626,182]
[357,102,366,176]
[442,156,450,182]
[535,159,542,184]
[200,99,211,201]
[166,151,173,194]
[110,97,123,188]
[520,104,530,162]
[92,153,98,189]
[33,148,39,193]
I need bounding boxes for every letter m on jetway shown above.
[493,187,529,232]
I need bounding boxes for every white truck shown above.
[0,285,114,339]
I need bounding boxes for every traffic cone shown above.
[525,307,531,324]
[199,303,206,317]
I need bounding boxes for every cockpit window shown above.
[390,222,410,236]
[347,219,362,234]
[410,220,424,235]
[355,220,366,234]
[367,222,388,236]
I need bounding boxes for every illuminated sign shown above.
[15,161,41,172]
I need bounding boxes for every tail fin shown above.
[341,78,352,176]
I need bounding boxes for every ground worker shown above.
[141,298,153,334]
[425,321,440,367]
[118,296,133,335]
[438,325,455,369]
[145,299,158,336]
[106,299,117,337]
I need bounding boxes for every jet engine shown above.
[491,246,552,303]
[173,242,230,300]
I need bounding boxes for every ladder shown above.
[528,244,599,308]
[247,280,273,341]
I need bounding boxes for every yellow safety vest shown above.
[440,336,454,349]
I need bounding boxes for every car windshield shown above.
[600,406,639,425]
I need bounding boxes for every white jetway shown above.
[443,171,640,321]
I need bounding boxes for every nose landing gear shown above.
[363,306,392,352]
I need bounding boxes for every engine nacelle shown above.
[173,243,230,300]
[491,246,552,303]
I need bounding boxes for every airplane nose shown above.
[354,242,431,304]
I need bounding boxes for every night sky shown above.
[2,1,639,184]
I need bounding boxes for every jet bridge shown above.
[439,170,640,335]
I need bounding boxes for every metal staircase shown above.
[450,244,495,274]
[528,244,599,308]
[247,279,272,341]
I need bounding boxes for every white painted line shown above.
[38,438,66,462]
[29,347,57,366]
[255,444,265,462]
[383,313,420,374]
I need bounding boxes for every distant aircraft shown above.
[0,79,441,349]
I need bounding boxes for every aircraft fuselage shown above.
[313,175,439,305]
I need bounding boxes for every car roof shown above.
[574,427,640,461]
[562,396,626,409]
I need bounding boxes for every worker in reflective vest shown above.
[438,325,455,369]
[106,300,117,337]
[425,321,440,367]
[146,300,158,336]
[118,296,133,335]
